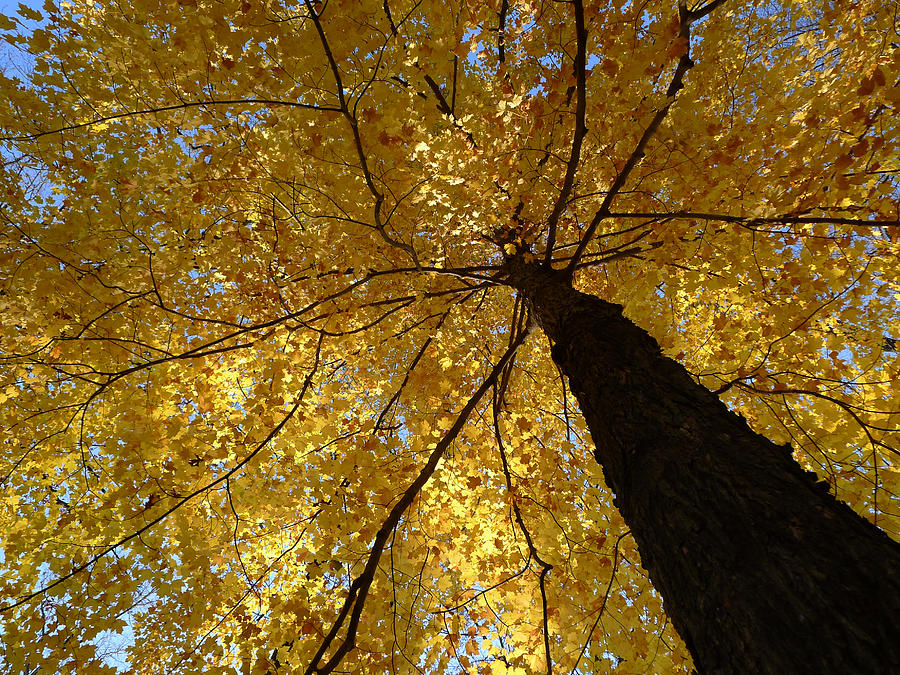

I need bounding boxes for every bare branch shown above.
[687,0,728,23]
[498,0,509,64]
[307,329,529,674]
[493,380,555,675]
[0,99,340,142]
[304,0,418,261]
[544,0,588,264]
[569,531,629,674]
[565,0,727,275]
[605,210,900,228]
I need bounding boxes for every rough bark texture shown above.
[507,260,900,675]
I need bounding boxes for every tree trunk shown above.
[508,260,900,675]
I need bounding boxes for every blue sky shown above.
[0,0,40,13]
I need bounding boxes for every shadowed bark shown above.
[507,259,900,675]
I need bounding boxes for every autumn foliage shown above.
[0,0,898,672]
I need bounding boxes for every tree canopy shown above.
[0,0,898,672]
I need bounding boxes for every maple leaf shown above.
[1,0,899,673]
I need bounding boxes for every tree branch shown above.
[493,383,555,675]
[0,99,340,142]
[605,210,900,228]
[0,334,325,614]
[565,0,727,275]
[307,329,529,674]
[304,0,418,261]
[569,531,629,674]
[544,0,588,265]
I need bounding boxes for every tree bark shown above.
[508,260,900,675]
